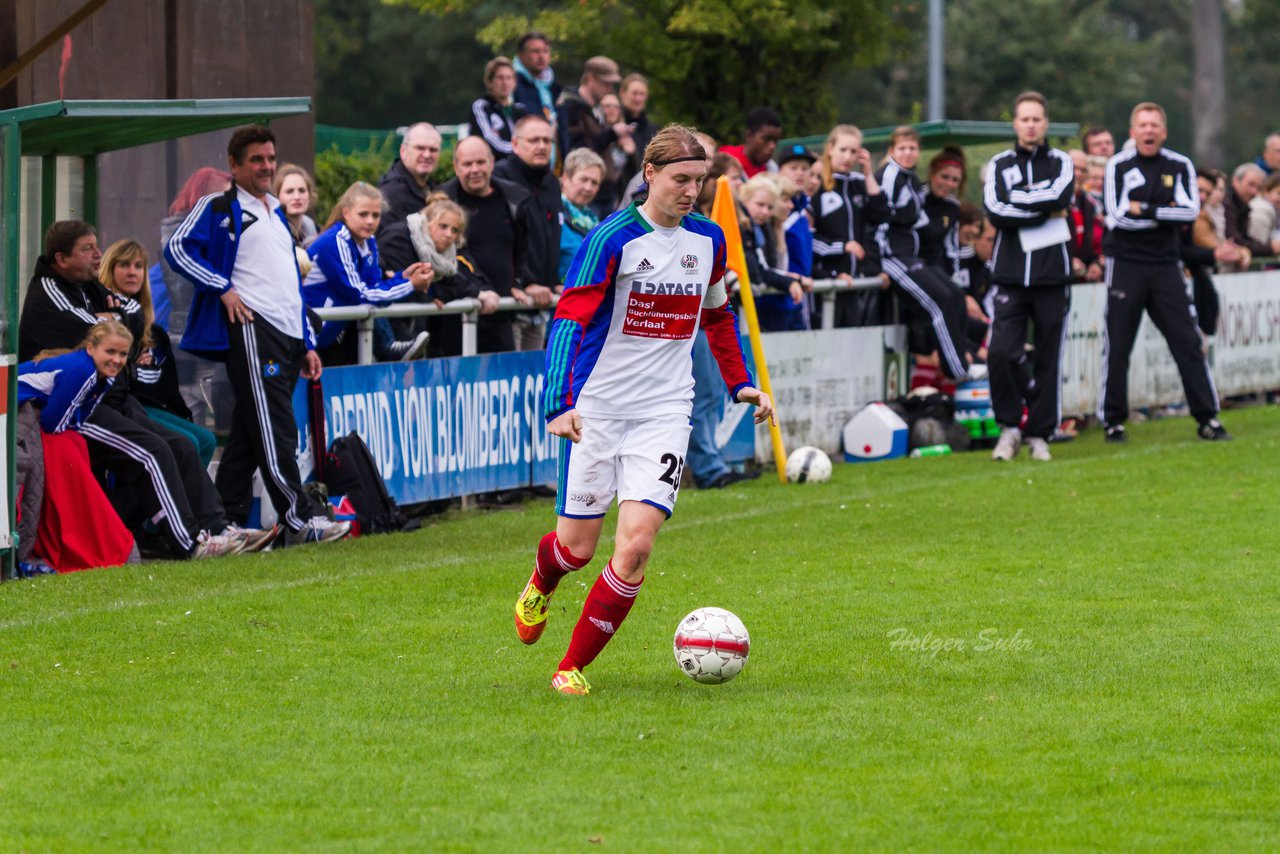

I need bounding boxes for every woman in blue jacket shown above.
[304,182,434,364]
[16,321,137,572]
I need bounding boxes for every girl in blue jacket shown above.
[16,321,135,573]
[304,182,433,363]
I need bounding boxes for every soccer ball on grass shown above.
[785,445,832,483]
[673,607,751,684]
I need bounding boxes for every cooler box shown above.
[843,403,909,463]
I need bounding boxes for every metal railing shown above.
[312,276,888,365]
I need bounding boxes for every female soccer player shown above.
[514,124,774,695]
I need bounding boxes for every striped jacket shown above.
[1102,147,1199,264]
[165,186,316,359]
[17,256,143,362]
[468,95,528,160]
[983,144,1075,286]
[811,173,871,278]
[17,348,114,433]
[303,223,415,348]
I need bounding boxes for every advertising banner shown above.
[1061,274,1280,416]
[294,352,558,504]
[751,327,893,458]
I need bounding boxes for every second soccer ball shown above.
[785,445,832,483]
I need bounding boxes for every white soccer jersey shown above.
[544,203,751,421]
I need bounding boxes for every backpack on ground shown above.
[323,431,418,535]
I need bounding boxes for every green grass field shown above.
[4,407,1280,851]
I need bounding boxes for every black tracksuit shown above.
[18,258,142,362]
[1179,223,1220,336]
[129,326,193,418]
[18,259,225,556]
[867,159,969,378]
[1100,147,1217,427]
[812,172,884,327]
[983,144,1075,438]
[468,95,528,161]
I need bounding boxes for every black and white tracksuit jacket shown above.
[811,172,876,278]
[983,144,1075,286]
[1101,147,1199,264]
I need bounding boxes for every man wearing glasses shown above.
[494,114,563,350]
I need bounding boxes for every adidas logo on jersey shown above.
[589,617,616,634]
[635,257,655,272]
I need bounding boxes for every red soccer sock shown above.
[532,531,591,595]
[559,562,642,672]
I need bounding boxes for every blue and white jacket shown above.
[17,349,114,433]
[164,186,315,359]
[303,223,416,348]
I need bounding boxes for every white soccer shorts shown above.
[555,414,693,519]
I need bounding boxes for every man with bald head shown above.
[442,136,523,352]
[378,122,443,232]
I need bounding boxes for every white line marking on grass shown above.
[0,442,1187,633]
[0,554,475,633]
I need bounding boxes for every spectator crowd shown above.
[10,30,1279,576]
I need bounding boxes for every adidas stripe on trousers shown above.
[1098,258,1218,427]
[81,396,227,556]
[218,317,320,532]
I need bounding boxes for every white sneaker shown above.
[192,530,247,559]
[298,516,351,544]
[1026,437,1052,461]
[224,524,279,552]
[991,427,1022,461]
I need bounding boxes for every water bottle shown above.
[909,444,952,458]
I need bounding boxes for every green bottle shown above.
[909,444,952,458]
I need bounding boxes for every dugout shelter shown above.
[0,96,310,576]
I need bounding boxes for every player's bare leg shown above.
[553,501,666,694]
[515,516,602,645]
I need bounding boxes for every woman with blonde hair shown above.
[272,163,319,247]
[379,192,500,357]
[15,321,137,572]
[813,124,882,326]
[304,181,435,364]
[100,239,217,467]
[738,173,809,330]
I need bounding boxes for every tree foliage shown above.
[316,0,1275,171]
[836,0,1266,168]
[316,0,499,127]
[393,0,902,142]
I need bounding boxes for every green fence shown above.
[315,123,462,156]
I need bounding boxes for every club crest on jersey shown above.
[262,359,281,378]
[680,254,699,272]
[635,257,656,273]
